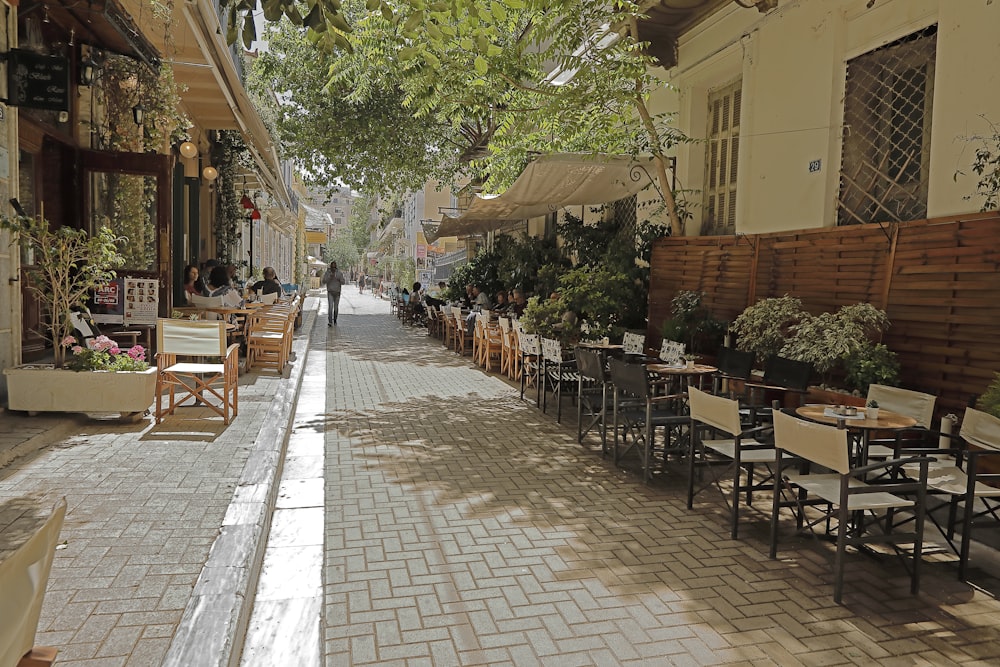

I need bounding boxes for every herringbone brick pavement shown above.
[320,293,1000,666]
[0,336,292,666]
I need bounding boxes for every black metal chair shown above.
[575,347,613,454]
[608,357,687,481]
[743,355,812,422]
[712,346,755,398]
[770,410,931,604]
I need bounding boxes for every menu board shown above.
[124,278,158,326]
[7,50,70,111]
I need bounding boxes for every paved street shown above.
[4,290,1000,665]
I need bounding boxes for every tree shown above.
[246,19,465,195]
[247,0,688,232]
[323,234,361,271]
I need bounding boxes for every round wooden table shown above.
[794,404,917,465]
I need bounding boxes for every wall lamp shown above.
[79,55,99,86]
[202,165,219,181]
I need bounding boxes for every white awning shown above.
[459,153,657,222]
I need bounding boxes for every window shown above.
[837,25,936,225]
[702,79,741,236]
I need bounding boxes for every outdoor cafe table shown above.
[793,404,917,466]
[646,362,718,392]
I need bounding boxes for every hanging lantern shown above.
[179,141,198,159]
[250,208,262,220]
[132,103,146,126]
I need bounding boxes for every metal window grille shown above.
[702,80,741,236]
[611,194,638,234]
[837,25,937,226]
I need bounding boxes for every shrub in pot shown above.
[660,290,726,355]
[729,295,807,366]
[780,302,891,385]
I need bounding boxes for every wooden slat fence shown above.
[647,211,1000,416]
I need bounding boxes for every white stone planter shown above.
[4,365,157,417]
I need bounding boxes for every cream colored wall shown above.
[660,0,1000,235]
[0,0,16,382]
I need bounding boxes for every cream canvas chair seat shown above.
[866,384,937,459]
[770,410,930,604]
[897,407,1000,580]
[687,386,777,538]
[258,291,278,305]
[155,319,239,424]
[0,498,66,667]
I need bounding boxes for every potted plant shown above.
[1,214,156,418]
[729,295,807,366]
[866,399,879,420]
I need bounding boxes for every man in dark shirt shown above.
[250,266,283,297]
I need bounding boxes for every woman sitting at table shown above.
[183,264,204,302]
[493,290,510,314]
[207,265,241,304]
[250,266,283,298]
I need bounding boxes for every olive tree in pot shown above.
[0,214,156,417]
[0,214,125,367]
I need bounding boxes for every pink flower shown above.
[92,335,115,352]
[61,335,77,347]
[127,345,145,361]
[110,346,121,355]
[71,345,84,354]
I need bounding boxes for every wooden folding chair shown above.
[155,319,239,424]
[0,498,66,667]
[245,310,293,373]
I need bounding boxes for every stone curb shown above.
[161,299,318,667]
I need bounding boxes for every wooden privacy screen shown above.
[647,211,1000,415]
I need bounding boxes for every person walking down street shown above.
[358,272,366,294]
[322,260,346,326]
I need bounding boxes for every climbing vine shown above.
[212,130,249,264]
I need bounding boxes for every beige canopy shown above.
[437,153,658,237]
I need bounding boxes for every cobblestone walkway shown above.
[320,292,1000,666]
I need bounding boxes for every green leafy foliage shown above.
[246,0,688,231]
[520,265,632,345]
[0,216,124,367]
[956,115,1000,212]
[781,303,891,376]
[660,290,725,355]
[844,343,900,393]
[729,295,807,366]
[977,372,1000,419]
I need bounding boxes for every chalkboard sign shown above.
[6,49,70,111]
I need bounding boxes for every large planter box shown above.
[4,365,157,417]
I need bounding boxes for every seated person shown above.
[250,266,283,298]
[207,265,241,307]
[472,285,491,311]
[509,289,527,318]
[461,284,474,309]
[425,281,447,308]
[183,264,204,302]
[411,282,426,316]
[493,290,510,314]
